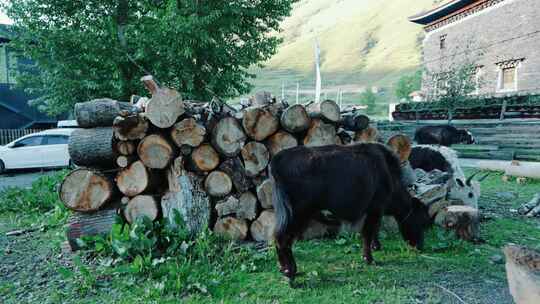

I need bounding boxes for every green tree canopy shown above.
[2,0,297,115]
[360,90,379,116]
[394,70,422,101]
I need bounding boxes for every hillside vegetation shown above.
[250,0,440,103]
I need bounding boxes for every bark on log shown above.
[242,106,280,141]
[141,75,185,128]
[75,98,137,128]
[340,113,370,132]
[137,134,174,169]
[504,244,540,304]
[190,144,220,172]
[116,141,136,156]
[171,118,206,148]
[68,128,116,168]
[250,210,276,242]
[303,119,338,147]
[162,157,211,235]
[214,217,249,241]
[281,104,311,133]
[66,207,118,251]
[237,192,258,220]
[60,169,116,212]
[241,142,270,177]
[204,171,233,197]
[116,155,137,168]
[116,160,151,197]
[257,179,274,209]
[306,100,341,123]
[124,195,159,224]
[434,205,480,241]
[267,131,298,157]
[211,117,247,157]
[113,113,149,141]
[218,157,252,193]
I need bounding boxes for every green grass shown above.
[1,170,540,303]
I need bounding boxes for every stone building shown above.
[409,0,540,97]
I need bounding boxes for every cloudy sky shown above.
[0,1,12,24]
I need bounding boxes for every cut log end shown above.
[267,131,298,157]
[205,171,233,197]
[281,104,311,133]
[250,210,276,242]
[214,217,248,241]
[434,205,480,241]
[241,142,270,177]
[242,106,280,141]
[138,134,174,169]
[124,195,159,224]
[211,117,247,157]
[257,179,274,209]
[60,169,114,212]
[171,118,206,148]
[190,144,220,172]
[116,161,150,197]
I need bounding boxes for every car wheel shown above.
[0,160,5,174]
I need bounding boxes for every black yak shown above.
[269,143,431,279]
[414,125,475,147]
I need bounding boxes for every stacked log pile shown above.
[60,76,373,248]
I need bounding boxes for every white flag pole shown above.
[314,39,321,104]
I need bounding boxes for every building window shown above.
[496,59,523,92]
[439,35,447,50]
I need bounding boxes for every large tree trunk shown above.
[303,119,338,147]
[504,244,540,304]
[250,210,276,242]
[161,157,211,235]
[123,195,159,224]
[137,134,174,169]
[306,100,341,123]
[113,113,149,141]
[171,118,206,148]
[60,169,116,212]
[267,131,298,157]
[116,160,153,197]
[241,142,270,177]
[218,157,252,193]
[189,143,220,172]
[68,128,116,169]
[74,98,137,128]
[242,106,280,141]
[214,217,249,241]
[66,207,118,251]
[211,117,247,157]
[141,75,185,128]
[281,104,311,133]
[204,171,233,197]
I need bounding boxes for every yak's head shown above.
[457,129,475,144]
[398,197,431,250]
[449,171,490,208]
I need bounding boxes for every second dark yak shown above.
[414,125,474,147]
[269,143,431,279]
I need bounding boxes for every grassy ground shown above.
[1,170,539,303]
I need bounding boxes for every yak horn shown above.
[466,171,482,186]
[477,172,491,182]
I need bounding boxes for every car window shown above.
[45,135,69,145]
[15,136,44,147]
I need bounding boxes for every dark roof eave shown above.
[408,0,477,25]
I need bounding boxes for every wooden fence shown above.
[376,119,540,162]
[0,129,44,146]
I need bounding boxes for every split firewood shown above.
[68,128,116,169]
[204,171,233,197]
[280,104,311,133]
[116,160,152,197]
[504,244,540,304]
[137,134,174,169]
[170,118,206,148]
[124,195,159,224]
[189,144,220,172]
[116,141,136,156]
[242,106,280,141]
[116,155,137,168]
[250,210,276,242]
[306,100,341,123]
[340,113,369,132]
[141,75,184,128]
[303,119,338,147]
[218,157,252,193]
[241,142,270,177]
[214,217,249,241]
[66,207,118,250]
[434,205,480,241]
[59,169,116,212]
[113,113,149,141]
[355,126,379,143]
[74,98,137,128]
[267,131,298,157]
[211,117,247,157]
[215,196,239,218]
[237,192,258,220]
[257,179,274,209]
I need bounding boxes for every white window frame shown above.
[496,60,522,93]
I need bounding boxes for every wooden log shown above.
[303,119,338,147]
[250,210,276,242]
[215,196,239,218]
[116,160,151,197]
[257,179,274,209]
[124,195,159,224]
[68,128,115,168]
[214,217,248,241]
[340,113,370,132]
[116,155,136,168]
[387,134,412,163]
[211,117,247,157]
[141,75,185,128]
[113,113,149,141]
[280,104,311,133]
[218,157,252,193]
[434,205,480,241]
[74,98,137,128]
[116,141,136,156]
[161,157,211,235]
[204,171,233,197]
[306,100,341,123]
[504,244,540,304]
[241,142,270,177]
[59,169,115,212]
[355,127,379,143]
[267,131,298,157]
[170,118,206,148]
[237,192,258,221]
[137,134,174,169]
[66,207,118,251]
[189,144,220,172]
[242,106,280,141]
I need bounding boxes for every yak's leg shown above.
[371,219,382,251]
[361,211,382,264]
[275,233,296,278]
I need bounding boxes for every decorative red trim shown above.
[425,0,506,32]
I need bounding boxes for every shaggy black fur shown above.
[414,125,474,146]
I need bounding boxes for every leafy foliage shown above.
[360,90,382,116]
[394,70,422,101]
[2,0,297,115]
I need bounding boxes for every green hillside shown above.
[249,0,439,106]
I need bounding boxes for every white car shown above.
[0,128,76,174]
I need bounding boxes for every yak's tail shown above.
[269,164,292,236]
